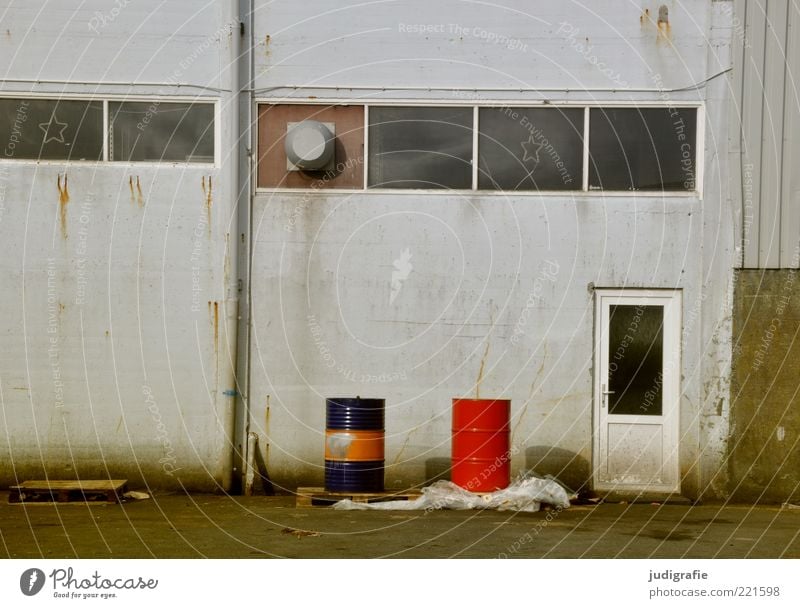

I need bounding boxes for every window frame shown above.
[367,104,476,190]
[0,92,219,167]
[586,106,701,194]
[255,99,704,198]
[476,105,586,192]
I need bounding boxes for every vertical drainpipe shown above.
[230,0,254,493]
[218,0,246,492]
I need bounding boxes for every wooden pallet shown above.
[296,487,422,508]
[9,480,128,504]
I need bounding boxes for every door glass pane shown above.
[109,102,215,163]
[608,304,663,415]
[0,98,103,161]
[368,106,473,189]
[478,107,583,190]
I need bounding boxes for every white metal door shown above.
[593,290,681,493]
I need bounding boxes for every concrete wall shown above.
[730,269,800,503]
[0,0,239,490]
[247,0,737,499]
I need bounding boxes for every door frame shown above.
[592,288,682,493]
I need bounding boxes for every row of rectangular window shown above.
[366,106,698,191]
[1,98,214,163]
[1,98,697,193]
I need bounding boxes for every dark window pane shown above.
[478,107,582,190]
[109,102,214,163]
[368,107,472,189]
[608,305,663,416]
[589,108,696,191]
[0,98,103,161]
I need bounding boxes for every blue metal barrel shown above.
[325,397,384,430]
[324,461,385,493]
[325,397,385,492]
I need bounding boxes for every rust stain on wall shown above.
[214,301,219,347]
[475,340,490,400]
[640,6,671,43]
[210,300,219,357]
[265,395,271,466]
[202,175,213,235]
[135,176,145,206]
[657,5,671,42]
[474,304,495,399]
[129,176,135,203]
[57,174,69,238]
[224,233,231,286]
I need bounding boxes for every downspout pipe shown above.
[229,0,254,493]
[218,0,246,492]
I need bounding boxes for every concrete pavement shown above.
[1,493,798,559]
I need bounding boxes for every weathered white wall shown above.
[697,0,736,500]
[248,0,736,498]
[0,0,737,497]
[251,194,704,492]
[0,0,239,490]
[1,1,228,93]
[253,0,708,95]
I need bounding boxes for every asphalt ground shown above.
[1,492,798,558]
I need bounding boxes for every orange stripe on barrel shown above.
[325,430,385,461]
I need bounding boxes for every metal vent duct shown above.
[285,120,335,171]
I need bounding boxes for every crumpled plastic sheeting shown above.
[332,475,572,512]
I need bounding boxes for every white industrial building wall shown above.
[246,0,736,498]
[0,0,738,497]
[0,0,240,490]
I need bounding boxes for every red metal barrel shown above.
[451,398,511,492]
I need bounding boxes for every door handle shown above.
[601,385,615,408]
